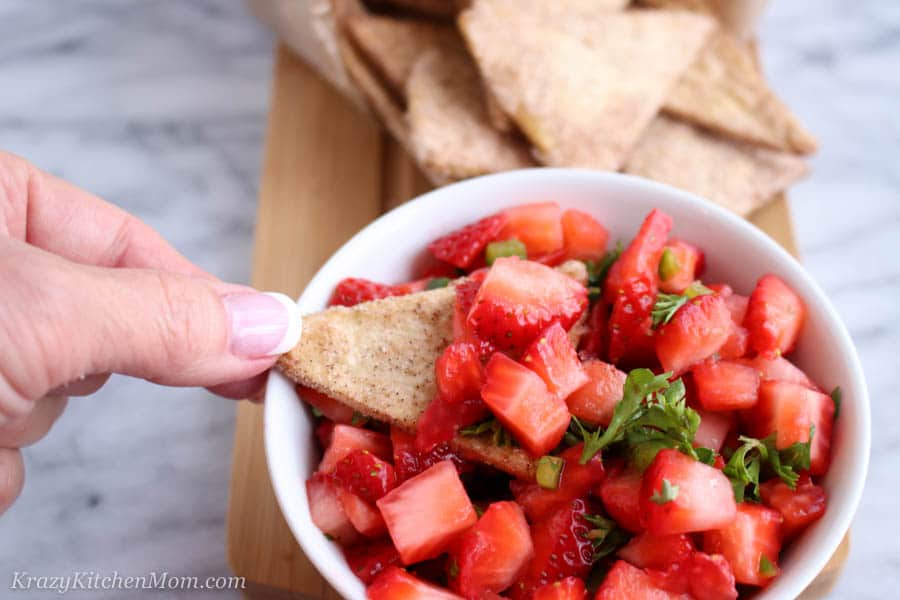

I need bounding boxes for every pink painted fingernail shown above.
[223,292,302,358]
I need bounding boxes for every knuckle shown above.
[150,272,216,376]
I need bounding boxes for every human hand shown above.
[0,151,302,516]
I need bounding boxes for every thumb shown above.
[1,241,302,403]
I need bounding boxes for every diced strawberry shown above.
[416,394,490,451]
[607,276,657,366]
[468,257,588,354]
[692,360,760,411]
[532,577,587,600]
[686,552,738,600]
[744,275,805,358]
[594,560,690,600]
[428,213,507,269]
[658,240,704,294]
[344,539,402,584]
[703,503,782,587]
[453,270,492,353]
[692,408,734,453]
[618,532,695,570]
[329,278,402,307]
[367,566,463,599]
[641,449,736,535]
[723,293,749,324]
[420,259,461,280]
[449,501,534,598]
[481,353,571,457]
[436,342,485,403]
[604,209,673,303]
[319,425,392,474]
[598,468,644,533]
[577,301,608,360]
[316,419,336,448]
[744,380,834,475]
[566,360,626,427]
[655,294,732,375]
[510,443,605,522]
[393,278,431,295]
[331,449,397,503]
[376,461,477,565]
[511,498,598,598]
[718,323,749,360]
[737,355,818,389]
[338,489,388,537]
[760,474,827,540]
[560,209,609,262]
[306,473,360,545]
[390,427,473,481]
[297,384,356,424]
[499,202,564,256]
[521,322,589,400]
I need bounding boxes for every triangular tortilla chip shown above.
[624,115,809,216]
[406,48,536,180]
[664,30,817,154]
[459,2,715,170]
[346,15,462,97]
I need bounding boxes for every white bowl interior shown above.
[265,169,869,600]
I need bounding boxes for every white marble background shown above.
[0,1,896,598]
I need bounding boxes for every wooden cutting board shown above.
[226,45,848,600]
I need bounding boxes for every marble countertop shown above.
[0,1,896,598]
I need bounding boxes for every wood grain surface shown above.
[226,44,848,600]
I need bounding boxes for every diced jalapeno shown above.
[658,248,680,281]
[535,455,565,490]
[485,239,527,265]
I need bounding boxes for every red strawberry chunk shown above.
[306,473,360,546]
[566,360,626,427]
[640,449,736,535]
[436,342,485,404]
[723,292,749,324]
[760,474,827,540]
[522,322,589,400]
[618,532,695,570]
[718,323,749,360]
[532,577,587,600]
[344,539,401,584]
[655,294,732,375]
[316,419,336,448]
[594,560,690,600]
[297,384,356,424]
[745,380,834,475]
[393,278,431,294]
[692,360,760,411]
[499,202,564,256]
[376,461,477,565]
[598,468,644,533]
[428,213,507,269]
[331,449,397,503]
[328,278,401,307]
[468,257,588,354]
[449,501,534,598]
[367,566,463,600]
[653,553,738,600]
[604,208,673,303]
[658,239,704,294]
[338,488,387,537]
[607,275,657,366]
[703,503,782,587]
[416,394,490,451]
[560,209,609,262]
[692,408,734,453]
[390,427,473,481]
[481,353,571,457]
[744,274,805,358]
[511,498,598,598]
[510,444,605,521]
[577,301,608,360]
[319,425,392,474]
[737,355,818,390]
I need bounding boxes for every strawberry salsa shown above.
[302,202,838,599]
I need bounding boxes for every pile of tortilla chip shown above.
[334,0,816,216]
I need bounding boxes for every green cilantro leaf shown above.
[724,430,813,501]
[586,241,624,289]
[583,514,631,560]
[460,418,515,447]
[651,293,689,328]
[425,277,451,290]
[650,478,679,505]
[831,386,842,419]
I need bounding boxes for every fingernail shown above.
[223,292,303,358]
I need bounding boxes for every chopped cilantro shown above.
[650,478,679,505]
[723,430,812,502]
[460,418,515,447]
[426,277,451,290]
[651,282,713,328]
[759,554,778,577]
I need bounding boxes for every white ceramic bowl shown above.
[265,169,869,600]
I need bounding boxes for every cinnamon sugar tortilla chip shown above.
[624,116,809,216]
[664,30,817,154]
[459,1,715,170]
[406,48,535,180]
[346,14,462,97]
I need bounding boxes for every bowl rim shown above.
[264,168,870,600]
